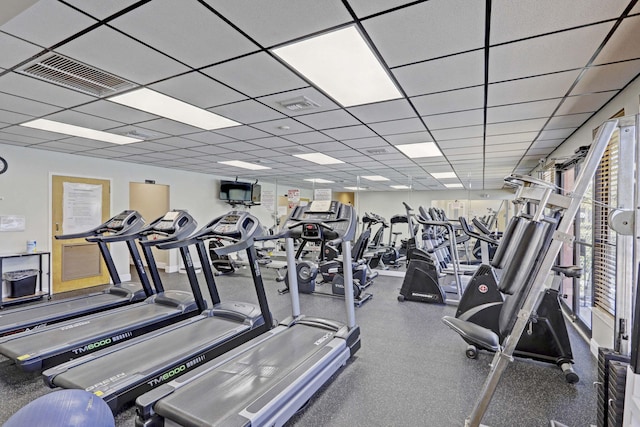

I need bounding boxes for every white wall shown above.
[0,143,289,282]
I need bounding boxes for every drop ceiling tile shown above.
[187,145,233,155]
[295,110,360,130]
[0,109,34,125]
[124,141,176,152]
[531,138,564,149]
[489,22,613,82]
[369,118,425,135]
[439,137,483,148]
[0,32,43,69]
[594,15,640,64]
[63,0,140,20]
[571,59,640,95]
[214,125,271,140]
[56,26,189,85]
[487,99,561,123]
[343,136,388,149]
[150,72,246,109]
[486,132,537,145]
[57,137,115,149]
[0,92,62,116]
[411,86,485,116]
[486,118,547,135]
[75,101,159,124]
[203,52,308,98]
[0,130,47,145]
[488,70,580,106]
[393,50,484,96]
[555,91,617,115]
[251,118,313,136]
[249,136,297,148]
[138,118,203,135]
[423,109,484,130]
[151,137,205,149]
[1,0,96,47]
[491,0,628,44]
[304,141,349,152]
[363,0,484,66]
[144,150,185,160]
[111,0,257,68]
[216,141,262,152]
[348,0,417,18]
[347,99,416,123]
[106,125,170,141]
[431,125,483,141]
[32,140,90,152]
[545,112,592,129]
[209,100,285,124]
[385,131,434,144]
[0,139,31,147]
[45,110,124,130]
[282,132,333,144]
[538,127,576,140]
[0,72,96,108]
[204,0,351,47]
[258,87,339,116]
[323,125,377,140]
[485,142,531,153]
[184,131,236,145]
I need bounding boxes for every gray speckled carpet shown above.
[0,266,597,427]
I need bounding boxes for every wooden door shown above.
[129,182,170,267]
[52,175,111,293]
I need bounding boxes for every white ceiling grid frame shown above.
[150,72,247,109]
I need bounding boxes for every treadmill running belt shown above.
[0,303,182,361]
[0,293,129,333]
[154,325,340,426]
[52,317,249,391]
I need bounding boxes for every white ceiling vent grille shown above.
[19,54,134,97]
[365,148,389,155]
[278,96,320,111]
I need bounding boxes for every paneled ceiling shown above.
[0,0,639,191]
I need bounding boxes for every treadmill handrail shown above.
[55,210,144,240]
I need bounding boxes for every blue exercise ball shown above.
[4,389,114,427]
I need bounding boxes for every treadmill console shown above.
[154,211,186,233]
[286,200,355,242]
[211,213,243,235]
[104,210,139,232]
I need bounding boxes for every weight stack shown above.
[607,360,629,427]
[597,347,630,427]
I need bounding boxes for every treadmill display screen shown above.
[221,214,240,224]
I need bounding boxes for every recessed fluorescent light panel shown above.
[361,175,389,181]
[390,185,410,189]
[396,142,442,159]
[445,183,464,188]
[109,88,240,130]
[344,186,366,191]
[218,160,270,170]
[294,153,344,165]
[272,26,401,107]
[431,172,457,179]
[304,178,335,183]
[20,119,141,144]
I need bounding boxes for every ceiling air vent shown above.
[278,96,320,111]
[365,148,389,155]
[18,54,134,97]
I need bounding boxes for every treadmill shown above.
[136,200,360,427]
[0,210,201,373]
[43,210,274,413]
[0,210,153,337]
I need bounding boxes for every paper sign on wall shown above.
[63,182,102,235]
[261,189,275,212]
[313,188,332,201]
[0,215,26,231]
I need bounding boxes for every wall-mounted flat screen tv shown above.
[219,180,252,201]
